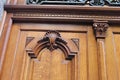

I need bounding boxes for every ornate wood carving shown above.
[26,31,79,60]
[13,13,120,20]
[12,13,120,24]
[27,0,87,5]
[4,5,120,24]
[37,30,63,52]
[27,0,120,6]
[93,21,109,39]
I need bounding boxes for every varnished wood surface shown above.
[0,3,120,80]
[1,22,120,80]
[0,23,89,80]
[4,5,120,13]
[0,13,12,77]
[3,5,120,24]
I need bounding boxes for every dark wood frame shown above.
[4,5,120,23]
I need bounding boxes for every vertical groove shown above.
[112,33,119,80]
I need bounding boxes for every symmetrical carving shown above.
[26,31,79,60]
[27,0,87,5]
[93,21,109,39]
[27,0,120,6]
[37,31,62,52]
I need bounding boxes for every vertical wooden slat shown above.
[87,27,99,80]
[0,24,20,80]
[75,55,78,80]
[105,28,118,80]
[114,34,120,80]
[11,31,26,80]
[23,54,31,80]
[97,39,107,80]
[78,33,87,80]
[28,59,34,80]
[20,51,28,80]
[0,14,12,74]
[71,57,75,80]
[67,61,72,80]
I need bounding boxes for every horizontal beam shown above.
[4,5,120,24]
[4,5,120,15]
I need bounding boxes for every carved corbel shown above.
[93,21,109,39]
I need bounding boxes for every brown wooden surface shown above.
[4,5,120,24]
[0,23,89,80]
[1,21,120,80]
[0,3,120,80]
[0,13,12,77]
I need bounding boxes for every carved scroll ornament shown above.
[26,31,78,60]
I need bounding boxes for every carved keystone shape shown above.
[37,30,63,52]
[93,21,109,39]
[26,30,79,60]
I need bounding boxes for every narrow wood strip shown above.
[0,13,12,77]
[97,39,107,80]
[0,11,6,37]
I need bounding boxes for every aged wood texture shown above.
[93,21,109,39]
[92,21,108,80]
[0,24,20,80]
[97,39,107,80]
[87,27,99,80]
[26,30,79,60]
[114,34,120,80]
[0,13,12,77]
[0,3,120,80]
[0,23,88,80]
[105,28,118,80]
[3,5,120,24]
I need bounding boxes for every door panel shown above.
[0,23,88,80]
[1,24,120,80]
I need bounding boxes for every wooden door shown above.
[1,23,96,80]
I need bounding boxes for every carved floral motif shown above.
[93,21,109,39]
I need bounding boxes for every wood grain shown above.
[87,27,99,80]
[105,28,118,80]
[97,39,107,80]
[114,34,120,80]
[0,14,12,74]
[0,24,20,80]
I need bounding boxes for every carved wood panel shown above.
[22,30,80,80]
[0,23,89,80]
[26,30,79,60]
